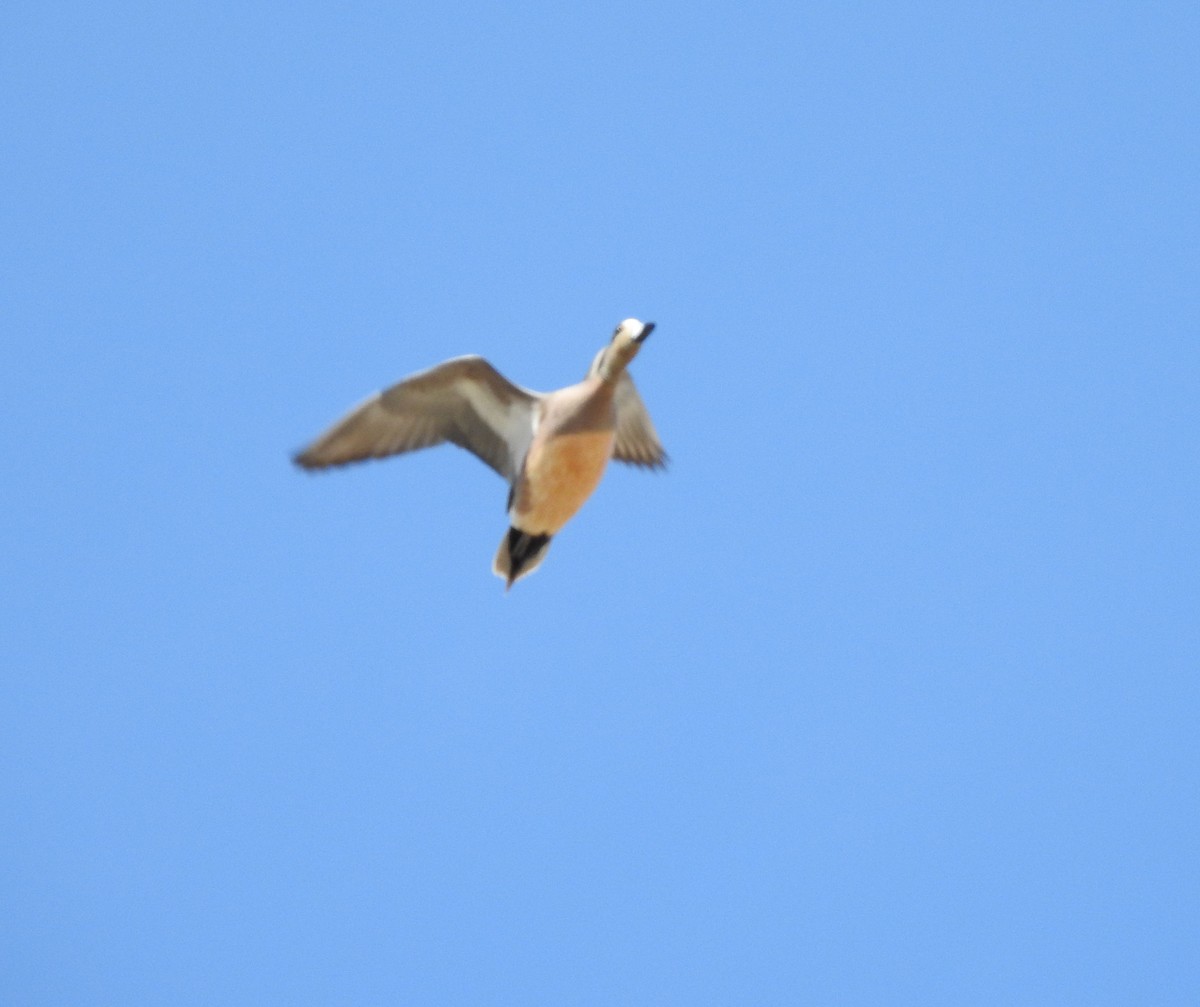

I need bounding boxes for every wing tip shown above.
[616,450,669,471]
[291,446,360,471]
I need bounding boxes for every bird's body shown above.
[294,319,664,588]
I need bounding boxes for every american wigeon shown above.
[294,318,665,588]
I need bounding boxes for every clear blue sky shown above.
[3,1,1197,1003]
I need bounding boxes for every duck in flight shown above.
[294,318,666,589]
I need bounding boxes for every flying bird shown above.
[294,318,666,589]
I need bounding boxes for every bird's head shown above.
[592,318,654,379]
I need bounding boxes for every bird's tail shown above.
[493,527,552,591]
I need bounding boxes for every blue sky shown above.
[2,1,1197,1003]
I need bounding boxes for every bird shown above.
[293,318,666,589]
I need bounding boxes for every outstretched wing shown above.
[294,356,539,480]
[612,372,667,469]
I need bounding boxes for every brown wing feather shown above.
[611,372,667,469]
[294,356,538,479]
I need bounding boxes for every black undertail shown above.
[506,527,551,581]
